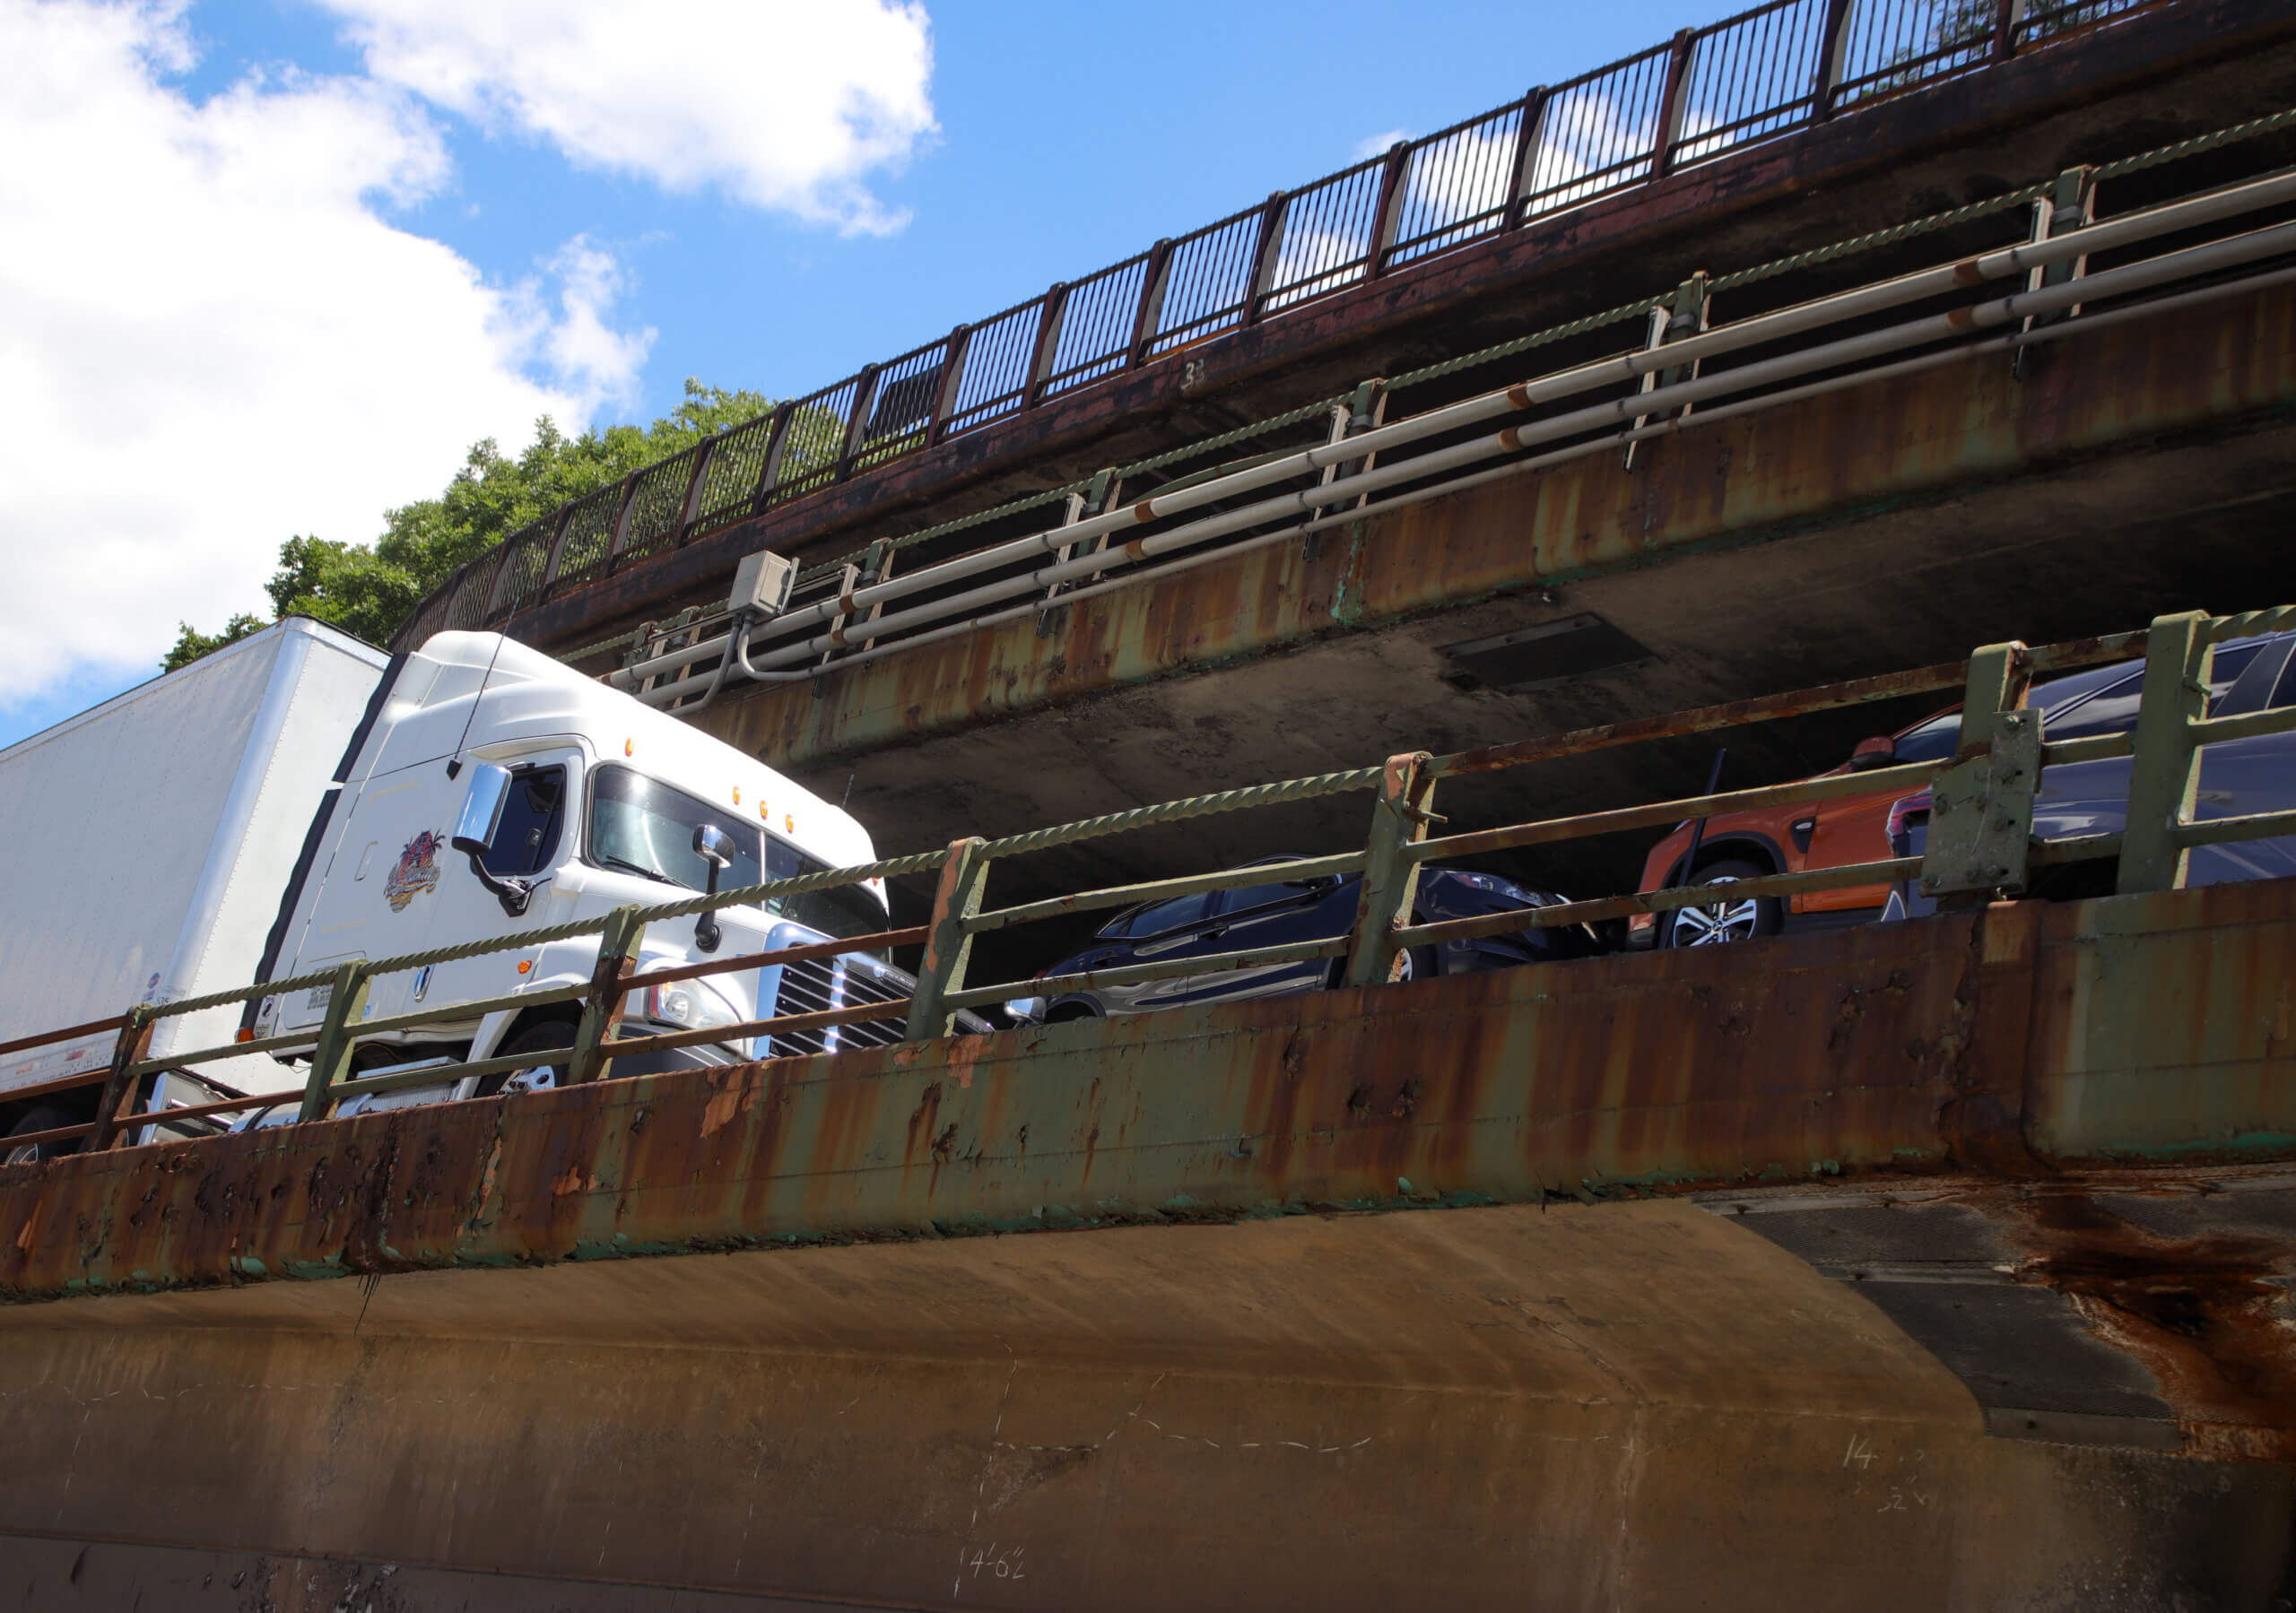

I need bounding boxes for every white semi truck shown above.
[0,615,927,1149]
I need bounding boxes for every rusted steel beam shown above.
[82,1014,151,1153]
[4,878,2291,1311]
[965,851,1366,934]
[0,1015,124,1061]
[701,281,2296,774]
[1395,855,1923,946]
[1435,660,1971,777]
[0,1122,93,1151]
[623,924,929,989]
[506,0,2296,655]
[604,996,911,1058]
[1413,760,1935,862]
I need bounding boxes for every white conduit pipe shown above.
[625,173,2296,694]
[613,164,2296,693]
[632,257,2296,709]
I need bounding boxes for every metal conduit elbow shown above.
[731,617,822,687]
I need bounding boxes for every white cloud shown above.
[1353,128,1409,162]
[320,0,937,234]
[0,0,651,704]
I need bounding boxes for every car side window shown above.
[1215,880,1308,916]
[483,765,566,879]
[2273,648,2296,711]
[1109,891,1216,938]
[2047,646,2260,740]
[1892,713,1961,767]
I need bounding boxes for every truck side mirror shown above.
[451,763,513,856]
[692,824,735,954]
[1848,736,1898,772]
[451,762,533,917]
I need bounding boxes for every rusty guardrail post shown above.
[907,839,991,1040]
[2117,610,2212,893]
[85,1007,155,1151]
[1345,752,1437,987]
[1918,640,2038,908]
[300,961,371,1123]
[568,905,646,1085]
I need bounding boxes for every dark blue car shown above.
[1005,855,1596,1024]
[1882,629,2296,919]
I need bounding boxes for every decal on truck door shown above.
[385,830,446,912]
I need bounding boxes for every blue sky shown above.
[2,0,1718,750]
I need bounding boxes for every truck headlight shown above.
[638,980,742,1031]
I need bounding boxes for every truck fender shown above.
[470,973,591,1062]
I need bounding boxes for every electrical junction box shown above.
[729,551,798,619]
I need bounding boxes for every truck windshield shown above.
[764,837,891,947]
[589,767,764,892]
[587,766,889,946]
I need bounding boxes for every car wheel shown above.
[1045,1002,1099,1024]
[4,1105,83,1165]
[480,1021,576,1097]
[1662,859,1782,948]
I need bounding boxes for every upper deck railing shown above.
[391,0,2173,655]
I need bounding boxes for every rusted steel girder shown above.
[4,879,2294,1451]
[694,281,2296,775]
[505,0,2296,659]
[1,884,2293,1608]
[4,883,2292,1288]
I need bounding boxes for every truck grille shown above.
[769,956,909,1056]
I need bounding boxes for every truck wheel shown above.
[4,1105,82,1165]
[1662,859,1782,947]
[481,1021,576,1097]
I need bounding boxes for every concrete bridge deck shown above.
[3,878,2291,1609]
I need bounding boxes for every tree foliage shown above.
[164,379,775,672]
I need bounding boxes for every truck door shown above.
[274,767,439,1035]
[412,750,580,1037]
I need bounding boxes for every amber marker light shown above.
[517,960,533,975]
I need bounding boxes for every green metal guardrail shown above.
[5,605,2295,1159]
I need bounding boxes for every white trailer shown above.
[0,620,390,1124]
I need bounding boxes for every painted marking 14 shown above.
[954,1542,1026,1595]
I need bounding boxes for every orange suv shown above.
[1626,643,2276,948]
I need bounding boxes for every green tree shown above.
[164,379,777,669]
[161,613,268,673]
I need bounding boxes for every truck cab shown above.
[256,631,903,1100]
